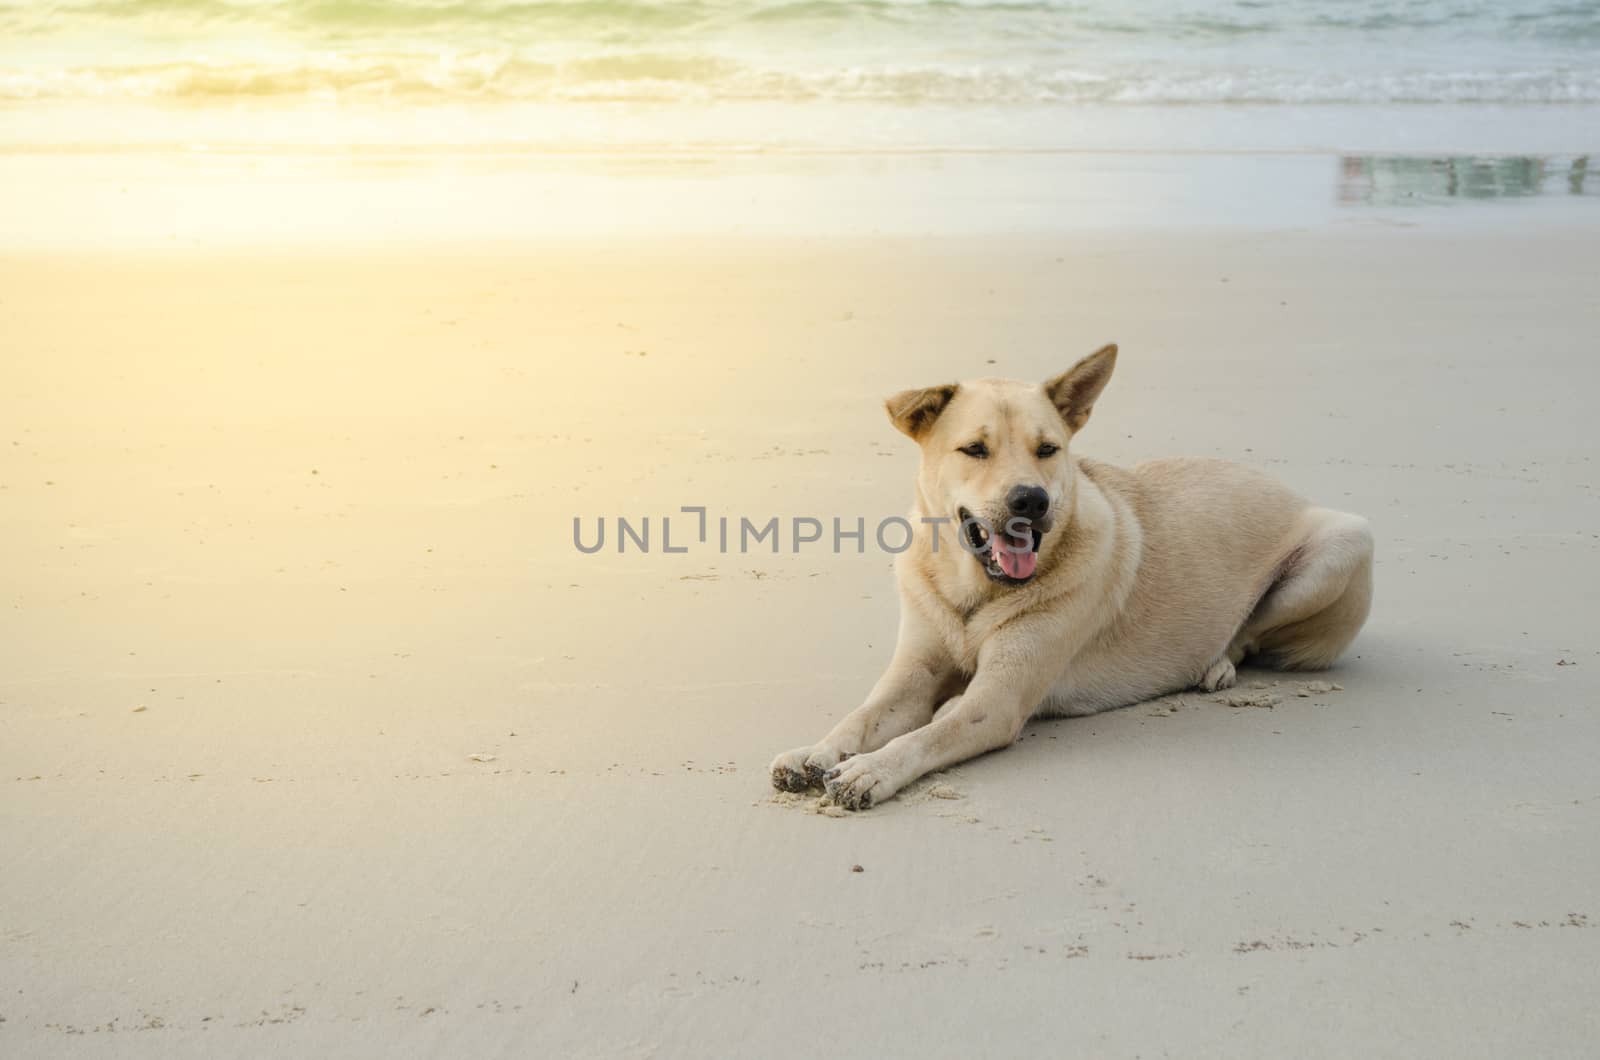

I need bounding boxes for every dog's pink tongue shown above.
[997,533,1037,580]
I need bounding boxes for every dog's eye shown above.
[1036,443,1060,458]
[958,442,989,459]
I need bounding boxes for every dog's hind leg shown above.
[1198,654,1238,692]
[1238,508,1374,672]
[1199,616,1262,691]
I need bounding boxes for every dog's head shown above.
[886,344,1117,587]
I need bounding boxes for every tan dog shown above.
[770,344,1373,810]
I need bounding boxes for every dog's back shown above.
[1042,457,1313,714]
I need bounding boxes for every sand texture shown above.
[3,228,1599,1056]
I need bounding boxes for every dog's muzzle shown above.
[959,506,1047,585]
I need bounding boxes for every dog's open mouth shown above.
[959,507,1045,585]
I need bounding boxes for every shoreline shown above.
[4,100,1598,155]
[0,145,1594,251]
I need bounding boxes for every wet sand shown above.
[3,224,1599,1055]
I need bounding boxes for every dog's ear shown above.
[1044,343,1117,432]
[885,384,958,440]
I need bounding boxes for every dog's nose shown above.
[1007,485,1050,521]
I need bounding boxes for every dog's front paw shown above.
[770,744,848,792]
[823,752,903,811]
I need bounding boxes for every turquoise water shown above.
[3,0,1597,104]
[0,1,1596,149]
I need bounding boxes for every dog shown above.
[770,343,1373,810]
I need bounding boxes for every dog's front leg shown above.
[770,615,956,792]
[822,622,1066,810]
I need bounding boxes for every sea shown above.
[1,1,1595,244]
[2,0,1597,146]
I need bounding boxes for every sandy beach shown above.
[3,215,1599,1054]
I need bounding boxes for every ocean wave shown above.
[4,54,1599,105]
[1,0,1596,109]
[4,0,1598,41]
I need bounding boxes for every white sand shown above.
[3,226,1599,1055]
